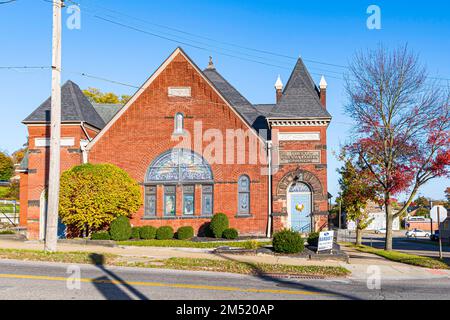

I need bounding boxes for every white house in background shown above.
[346,201,400,231]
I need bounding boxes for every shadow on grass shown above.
[89,253,149,300]
[213,252,360,300]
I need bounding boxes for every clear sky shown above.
[1,0,449,200]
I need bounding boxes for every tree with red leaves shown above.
[344,45,450,251]
[338,156,379,245]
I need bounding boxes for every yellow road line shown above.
[0,273,328,296]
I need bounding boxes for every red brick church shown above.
[17,48,332,240]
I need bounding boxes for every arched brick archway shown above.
[275,169,326,214]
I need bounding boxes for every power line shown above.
[0,0,18,4]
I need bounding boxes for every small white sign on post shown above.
[317,230,334,252]
[430,206,448,222]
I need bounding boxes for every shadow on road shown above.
[89,253,149,300]
[213,253,360,300]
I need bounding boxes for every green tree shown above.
[338,157,379,245]
[413,196,430,208]
[59,163,142,237]
[83,87,131,104]
[0,152,14,181]
[415,207,430,218]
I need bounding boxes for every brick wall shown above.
[88,52,269,236]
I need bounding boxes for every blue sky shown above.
[1,0,449,200]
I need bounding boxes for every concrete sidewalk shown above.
[1,240,450,281]
[0,240,341,267]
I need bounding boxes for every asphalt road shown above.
[1,259,450,300]
[358,232,450,262]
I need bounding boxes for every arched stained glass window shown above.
[289,182,311,193]
[146,149,213,183]
[238,175,250,215]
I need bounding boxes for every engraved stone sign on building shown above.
[279,150,321,164]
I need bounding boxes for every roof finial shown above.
[207,56,215,70]
[274,75,283,90]
[319,75,328,89]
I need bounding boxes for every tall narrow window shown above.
[144,186,156,217]
[174,113,184,134]
[202,185,213,216]
[238,175,250,215]
[183,185,195,215]
[164,186,176,216]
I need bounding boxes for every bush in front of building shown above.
[109,216,132,241]
[139,226,157,239]
[222,228,239,240]
[307,232,320,247]
[59,163,142,237]
[209,213,229,238]
[156,226,174,240]
[130,227,141,239]
[272,229,304,254]
[176,226,194,240]
[90,231,111,240]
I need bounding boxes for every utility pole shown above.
[45,0,63,252]
[338,199,342,230]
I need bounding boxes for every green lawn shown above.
[0,248,349,277]
[118,239,272,249]
[344,243,449,269]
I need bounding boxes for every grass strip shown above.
[117,239,272,249]
[0,248,349,277]
[343,243,449,269]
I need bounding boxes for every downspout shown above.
[266,140,272,238]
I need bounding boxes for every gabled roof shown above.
[92,103,123,124]
[202,67,260,126]
[86,47,265,151]
[268,58,331,119]
[23,80,106,130]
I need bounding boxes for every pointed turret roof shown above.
[23,80,106,129]
[268,58,331,119]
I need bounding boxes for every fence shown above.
[0,200,19,226]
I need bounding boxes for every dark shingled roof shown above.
[268,58,331,119]
[23,80,106,129]
[202,68,261,127]
[92,103,123,124]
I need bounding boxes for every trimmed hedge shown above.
[307,232,320,247]
[130,227,141,239]
[222,228,238,240]
[140,226,157,240]
[272,229,304,254]
[109,216,132,241]
[156,226,174,240]
[91,231,111,240]
[176,226,194,240]
[210,213,229,238]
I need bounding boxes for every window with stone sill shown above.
[238,175,250,215]
[173,112,184,135]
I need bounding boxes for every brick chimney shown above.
[319,75,327,108]
[275,75,283,103]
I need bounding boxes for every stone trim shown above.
[276,169,325,200]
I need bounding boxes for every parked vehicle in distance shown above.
[407,216,427,222]
[406,229,430,238]
[375,228,386,234]
[430,230,440,241]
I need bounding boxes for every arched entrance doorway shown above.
[287,182,312,232]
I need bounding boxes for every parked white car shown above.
[375,228,386,234]
[406,229,430,238]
